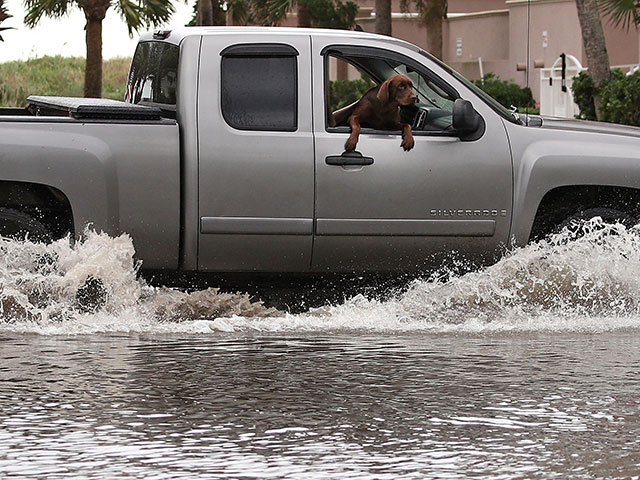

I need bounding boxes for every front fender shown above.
[507,127,640,244]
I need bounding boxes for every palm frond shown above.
[0,26,12,41]
[23,0,71,27]
[116,0,145,35]
[251,0,295,25]
[0,0,11,23]
[115,0,175,35]
[229,0,253,24]
[598,0,640,29]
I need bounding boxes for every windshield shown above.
[418,49,523,125]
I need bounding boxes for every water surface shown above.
[2,222,640,478]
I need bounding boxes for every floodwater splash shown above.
[0,230,277,334]
[2,219,640,335]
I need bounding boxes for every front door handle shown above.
[325,151,374,166]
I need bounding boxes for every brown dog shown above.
[334,74,418,152]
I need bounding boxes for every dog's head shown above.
[377,74,418,106]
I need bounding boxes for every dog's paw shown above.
[401,136,415,151]
[344,138,357,152]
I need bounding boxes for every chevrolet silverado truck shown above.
[1,26,640,276]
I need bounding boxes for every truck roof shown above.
[138,26,420,54]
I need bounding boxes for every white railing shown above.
[540,55,640,118]
[539,54,583,117]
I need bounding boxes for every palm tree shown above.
[375,0,391,36]
[190,0,255,26]
[252,0,357,28]
[422,0,446,60]
[24,0,176,98]
[0,0,11,41]
[194,0,226,25]
[575,0,610,119]
[401,0,446,59]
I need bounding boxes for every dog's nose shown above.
[411,95,418,103]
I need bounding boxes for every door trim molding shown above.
[201,217,313,235]
[316,218,496,236]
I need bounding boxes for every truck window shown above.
[325,50,457,133]
[126,41,179,106]
[221,54,297,131]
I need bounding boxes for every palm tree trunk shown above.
[424,0,446,60]
[212,0,226,25]
[375,0,392,36]
[575,0,610,119]
[297,3,313,27]
[84,17,103,98]
[197,0,214,25]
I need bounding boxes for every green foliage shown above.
[571,69,640,126]
[0,0,11,41]
[301,0,358,28]
[473,73,535,111]
[0,56,130,107]
[600,69,640,126]
[571,71,597,120]
[328,77,375,111]
[188,0,230,26]
[23,0,175,35]
[599,0,640,29]
[252,0,357,28]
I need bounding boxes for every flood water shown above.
[2,222,640,479]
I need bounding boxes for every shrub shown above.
[328,77,375,111]
[473,73,535,111]
[600,69,640,126]
[571,71,597,120]
[571,69,640,126]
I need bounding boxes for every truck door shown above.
[197,35,314,272]
[311,41,513,272]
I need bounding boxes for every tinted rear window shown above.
[221,55,297,131]
[126,41,179,106]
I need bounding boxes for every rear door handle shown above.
[325,151,374,166]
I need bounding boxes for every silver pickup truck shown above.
[1,26,639,276]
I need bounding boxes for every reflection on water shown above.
[2,333,640,479]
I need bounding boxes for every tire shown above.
[0,207,52,242]
[555,207,636,240]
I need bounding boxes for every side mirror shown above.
[453,98,481,133]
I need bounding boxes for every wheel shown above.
[555,207,636,240]
[0,207,52,242]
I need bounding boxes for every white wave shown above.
[0,229,277,335]
[2,219,640,335]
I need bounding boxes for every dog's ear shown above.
[377,77,393,103]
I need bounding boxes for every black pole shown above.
[561,52,567,92]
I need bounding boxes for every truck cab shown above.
[128,27,513,273]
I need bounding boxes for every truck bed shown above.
[0,100,181,269]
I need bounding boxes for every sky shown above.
[0,0,194,62]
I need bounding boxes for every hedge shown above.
[571,69,640,126]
